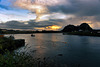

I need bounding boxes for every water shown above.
[8,33,100,67]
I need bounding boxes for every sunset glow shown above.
[47,25,62,30]
[1,0,100,29]
[80,21,93,28]
[14,0,48,22]
[35,25,61,31]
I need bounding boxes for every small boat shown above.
[31,34,35,37]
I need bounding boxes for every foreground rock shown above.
[0,37,25,54]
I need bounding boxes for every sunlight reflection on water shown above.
[6,33,100,67]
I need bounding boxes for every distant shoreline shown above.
[3,31,62,34]
[3,32,100,37]
[63,32,100,37]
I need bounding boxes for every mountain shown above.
[62,23,93,32]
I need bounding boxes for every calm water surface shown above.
[9,33,100,67]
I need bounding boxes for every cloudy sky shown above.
[0,0,100,30]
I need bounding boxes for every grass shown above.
[0,51,54,67]
[0,37,52,67]
[0,37,15,53]
[0,51,81,67]
[0,37,53,67]
[0,37,24,54]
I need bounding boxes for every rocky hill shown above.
[62,23,93,32]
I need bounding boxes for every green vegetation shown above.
[0,51,54,67]
[0,37,80,67]
[0,37,53,67]
[0,51,80,67]
[0,37,15,53]
[0,37,25,54]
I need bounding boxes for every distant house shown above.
[92,30,100,33]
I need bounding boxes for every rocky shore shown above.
[0,37,25,54]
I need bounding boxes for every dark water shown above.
[10,33,100,67]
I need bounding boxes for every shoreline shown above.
[63,32,100,37]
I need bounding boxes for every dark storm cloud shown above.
[1,0,100,29]
[48,0,100,16]
[0,21,32,29]
[0,19,64,29]
[72,0,100,16]
[46,0,100,29]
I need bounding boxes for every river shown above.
[7,33,100,67]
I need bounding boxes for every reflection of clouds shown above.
[14,34,100,66]
[35,34,47,57]
[31,33,68,57]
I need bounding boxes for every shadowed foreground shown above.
[0,51,80,67]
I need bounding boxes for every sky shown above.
[0,0,100,30]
